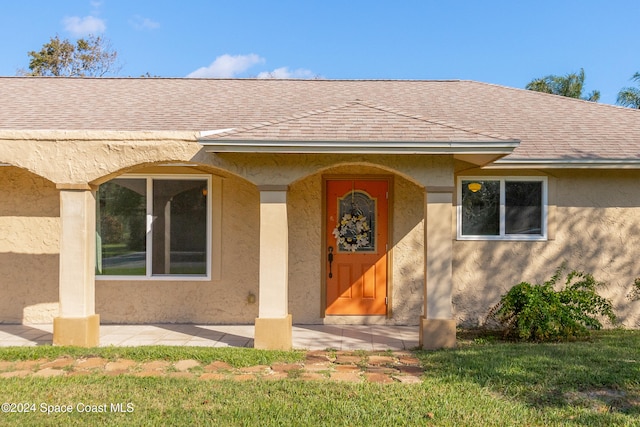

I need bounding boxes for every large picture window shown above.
[96,175,211,278]
[457,177,547,240]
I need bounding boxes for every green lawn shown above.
[1,330,638,426]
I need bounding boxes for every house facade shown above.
[1,78,639,349]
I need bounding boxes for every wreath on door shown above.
[332,212,370,252]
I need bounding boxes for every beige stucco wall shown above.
[0,167,59,323]
[287,173,323,322]
[2,131,638,329]
[96,171,261,323]
[0,131,202,185]
[204,153,454,188]
[453,169,640,328]
[0,131,456,188]
[390,177,426,324]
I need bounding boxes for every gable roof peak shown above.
[199,98,519,149]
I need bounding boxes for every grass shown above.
[0,330,638,426]
[0,346,305,367]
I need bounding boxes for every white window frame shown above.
[96,173,219,281]
[457,176,548,241]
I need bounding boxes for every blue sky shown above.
[1,1,638,104]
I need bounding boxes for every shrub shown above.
[628,277,640,301]
[488,265,616,341]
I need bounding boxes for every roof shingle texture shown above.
[204,101,517,143]
[1,77,639,160]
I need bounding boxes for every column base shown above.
[419,316,456,350]
[53,314,100,347]
[254,314,292,350]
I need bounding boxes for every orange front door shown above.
[326,179,388,315]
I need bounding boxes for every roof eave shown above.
[198,139,520,155]
[487,158,640,169]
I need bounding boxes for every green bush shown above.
[629,277,640,301]
[488,265,616,341]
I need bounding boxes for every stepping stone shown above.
[239,365,270,374]
[305,352,330,363]
[14,359,47,371]
[329,371,362,383]
[365,372,394,384]
[271,363,303,373]
[76,357,108,370]
[174,359,200,372]
[334,354,362,365]
[139,360,170,372]
[105,359,137,373]
[367,355,396,366]
[263,371,290,380]
[300,372,328,381]
[41,358,75,369]
[398,356,421,365]
[303,362,332,372]
[397,365,423,375]
[199,372,229,380]
[204,361,234,372]
[33,368,65,377]
[365,366,399,375]
[335,364,360,373]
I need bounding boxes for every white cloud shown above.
[187,54,265,78]
[63,15,106,36]
[130,15,160,30]
[187,54,318,79]
[257,67,316,79]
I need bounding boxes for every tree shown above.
[525,68,600,102]
[20,35,119,77]
[616,72,640,109]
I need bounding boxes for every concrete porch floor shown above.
[0,324,419,351]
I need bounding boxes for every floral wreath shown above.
[332,212,370,252]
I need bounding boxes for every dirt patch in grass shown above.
[564,389,640,414]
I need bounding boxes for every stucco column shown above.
[254,185,292,350]
[53,186,100,347]
[420,187,456,350]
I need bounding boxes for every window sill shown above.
[96,275,211,282]
[457,235,547,242]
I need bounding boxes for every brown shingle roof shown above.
[202,100,517,143]
[1,77,640,162]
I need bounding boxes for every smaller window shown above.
[457,177,547,240]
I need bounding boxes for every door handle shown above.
[328,246,334,279]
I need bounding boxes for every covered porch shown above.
[0,324,418,351]
[1,106,519,352]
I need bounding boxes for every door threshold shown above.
[323,315,388,325]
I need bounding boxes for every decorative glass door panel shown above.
[335,190,376,252]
